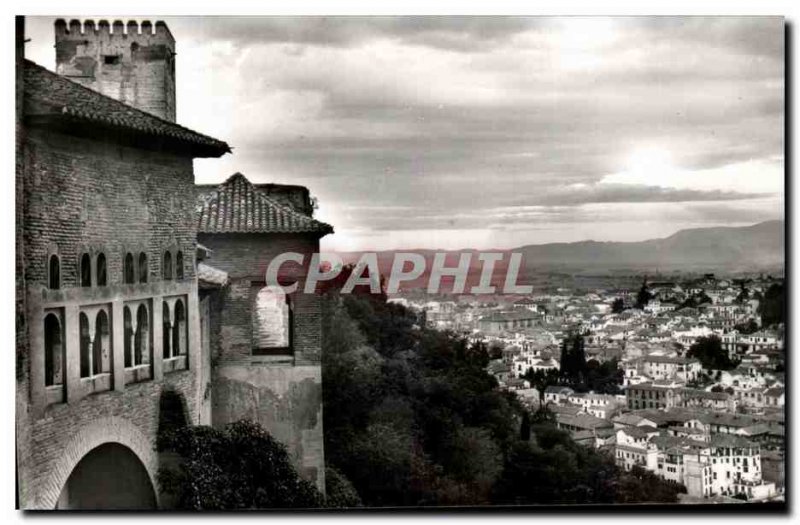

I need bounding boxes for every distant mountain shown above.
[333,221,784,292]
[514,220,784,272]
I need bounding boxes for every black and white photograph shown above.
[11,9,788,513]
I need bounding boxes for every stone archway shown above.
[56,443,156,509]
[36,416,160,510]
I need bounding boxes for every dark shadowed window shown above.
[138,253,148,283]
[48,255,60,290]
[175,251,184,280]
[44,313,63,386]
[124,253,135,284]
[93,310,110,375]
[96,253,107,286]
[172,300,186,356]
[79,312,91,378]
[135,304,150,366]
[163,251,173,280]
[163,302,172,358]
[124,307,133,368]
[80,253,91,287]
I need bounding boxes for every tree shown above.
[522,367,560,403]
[734,284,750,305]
[734,319,759,334]
[520,410,531,441]
[611,298,625,314]
[325,467,363,508]
[320,291,686,507]
[559,333,587,386]
[687,335,738,371]
[635,279,652,310]
[157,420,323,509]
[759,283,784,327]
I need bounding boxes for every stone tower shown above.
[55,19,176,122]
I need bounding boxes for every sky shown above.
[24,16,785,251]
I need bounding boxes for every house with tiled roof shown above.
[195,171,333,490]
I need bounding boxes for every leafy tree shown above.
[734,284,750,305]
[611,298,625,314]
[325,467,363,508]
[521,367,560,403]
[157,420,323,509]
[559,333,588,386]
[520,410,531,442]
[687,335,738,371]
[734,318,759,334]
[531,403,557,425]
[320,292,686,507]
[635,279,652,310]
[759,283,784,327]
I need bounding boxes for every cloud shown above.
[23,16,784,250]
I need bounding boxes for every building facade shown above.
[16,18,329,509]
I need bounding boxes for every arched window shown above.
[163,251,173,280]
[44,313,63,387]
[48,255,60,290]
[138,253,148,283]
[96,253,107,286]
[175,251,184,280]
[80,253,92,287]
[135,304,150,366]
[79,312,91,378]
[124,253,135,284]
[93,310,110,375]
[172,300,186,356]
[123,307,133,368]
[252,285,291,354]
[162,302,171,358]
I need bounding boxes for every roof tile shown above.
[197,173,333,235]
[23,60,230,156]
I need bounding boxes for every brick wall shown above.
[198,232,327,492]
[17,125,201,509]
[197,233,323,365]
[22,128,196,287]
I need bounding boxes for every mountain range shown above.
[334,220,784,291]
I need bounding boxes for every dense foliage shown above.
[758,283,784,327]
[321,291,685,507]
[157,420,324,509]
[686,335,739,371]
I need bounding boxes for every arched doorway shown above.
[55,443,156,509]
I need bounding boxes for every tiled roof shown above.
[23,60,230,157]
[197,173,333,235]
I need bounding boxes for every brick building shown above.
[195,173,333,489]
[16,18,330,509]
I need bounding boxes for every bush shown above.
[157,420,323,509]
[325,467,363,508]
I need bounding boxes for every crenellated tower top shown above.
[55,18,176,122]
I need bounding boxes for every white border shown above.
[1,1,795,524]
